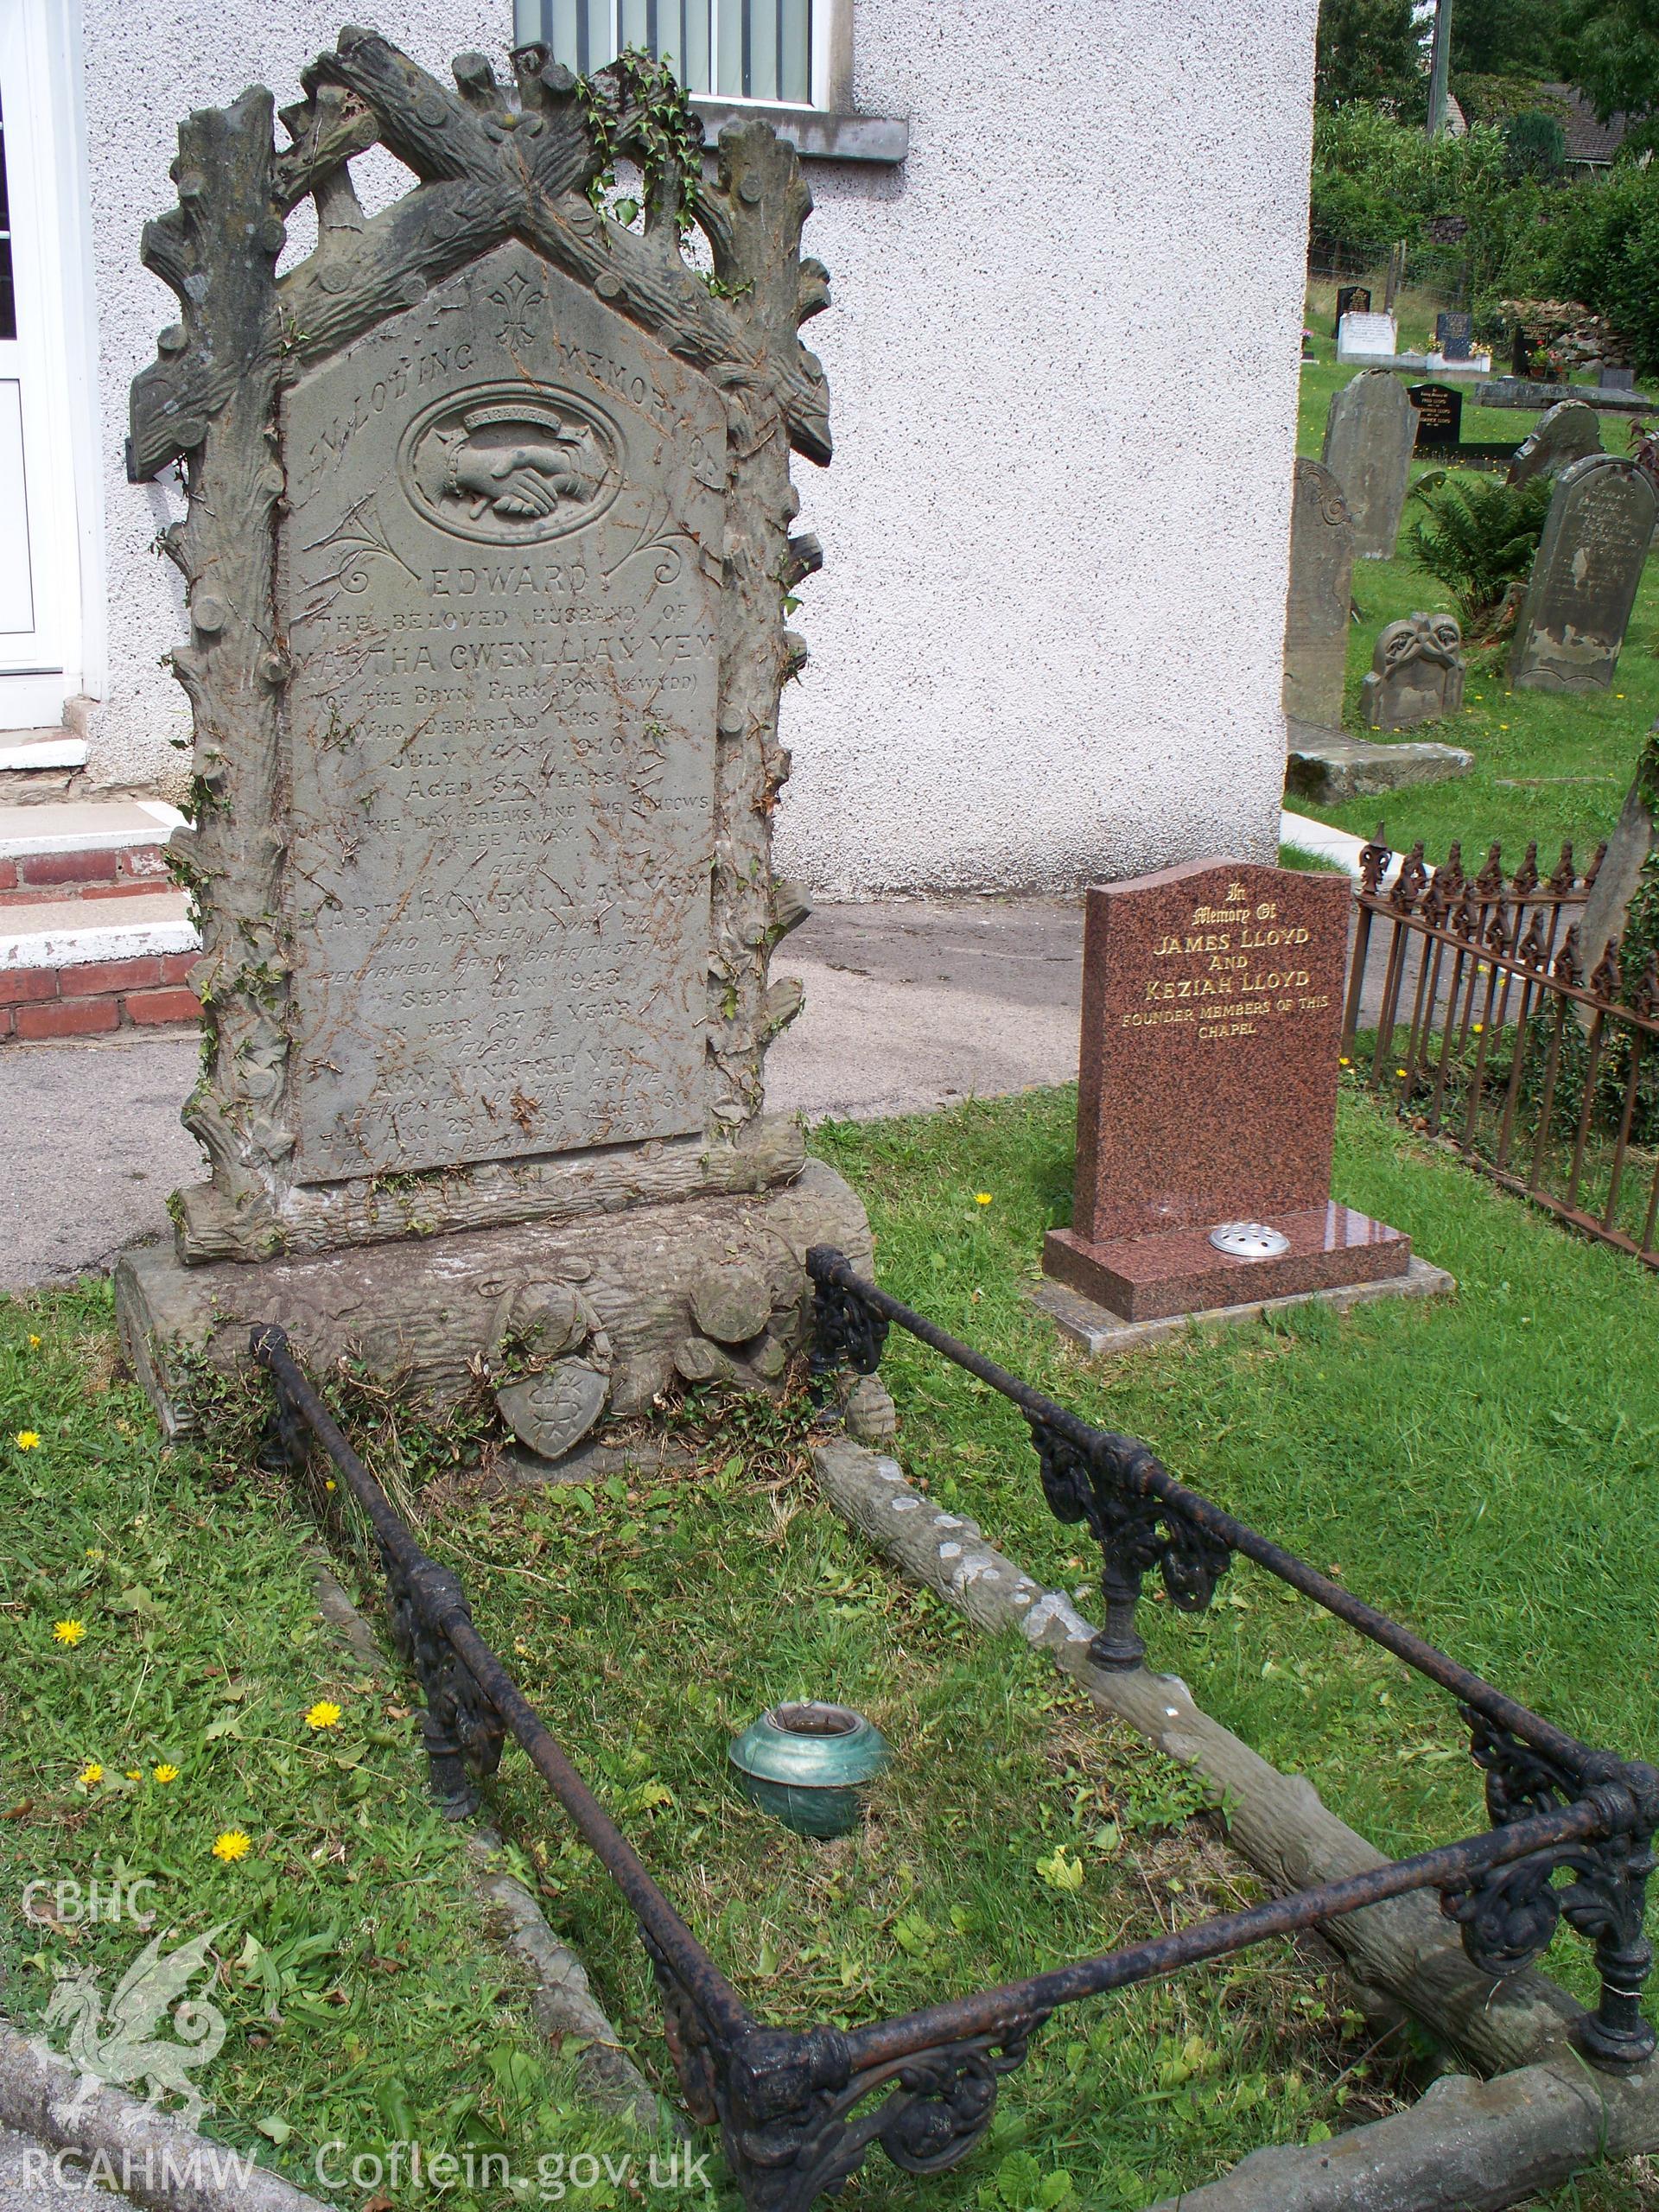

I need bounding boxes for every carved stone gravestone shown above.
[1281,458,1355,739]
[1435,311,1473,362]
[1322,372,1416,558]
[1579,726,1659,979]
[1583,734,1659,977]
[1408,382,1462,453]
[1508,398,1602,486]
[1333,284,1371,338]
[111,34,872,1443]
[1040,859,1411,1323]
[1510,455,1658,694]
[1361,612,1465,729]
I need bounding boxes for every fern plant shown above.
[1403,473,1554,638]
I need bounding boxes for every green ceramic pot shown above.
[727,1702,889,1839]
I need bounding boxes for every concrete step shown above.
[0,798,184,905]
[0,728,88,772]
[0,889,200,1041]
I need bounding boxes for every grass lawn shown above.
[1294,281,1658,870]
[5,1082,1659,2210]
[0,1294,648,2209]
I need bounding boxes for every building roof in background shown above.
[1536,83,1629,164]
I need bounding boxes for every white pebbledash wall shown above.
[79,0,1317,892]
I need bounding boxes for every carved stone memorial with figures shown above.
[112,32,870,1449]
[1039,859,1414,1328]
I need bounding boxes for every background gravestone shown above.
[1281,458,1355,738]
[1322,372,1416,558]
[111,33,872,1441]
[1435,311,1473,362]
[1510,455,1657,694]
[1508,398,1602,486]
[1040,858,1410,1322]
[1361,613,1465,729]
[1333,284,1371,337]
[1337,310,1398,361]
[1408,382,1462,453]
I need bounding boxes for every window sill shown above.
[691,98,908,163]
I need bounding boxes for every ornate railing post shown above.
[383,1554,506,1821]
[1029,1418,1233,1673]
[1446,1717,1658,2069]
[806,1246,890,1406]
[251,1324,310,1478]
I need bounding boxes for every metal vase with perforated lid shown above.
[727,1702,889,1838]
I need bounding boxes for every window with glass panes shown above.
[512,0,812,106]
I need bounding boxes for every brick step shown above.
[0,892,201,1041]
[0,798,185,903]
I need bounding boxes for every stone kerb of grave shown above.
[1510,454,1658,694]
[1361,611,1466,731]
[112,35,871,1449]
[1040,858,1413,1325]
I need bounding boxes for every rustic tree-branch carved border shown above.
[130,34,830,1262]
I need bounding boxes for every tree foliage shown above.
[1452,0,1573,78]
[1562,0,1659,146]
[1315,0,1425,112]
[1308,99,1659,372]
[1504,109,1569,178]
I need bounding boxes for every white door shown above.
[0,0,81,729]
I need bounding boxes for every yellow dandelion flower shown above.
[212,1830,251,1864]
[77,1762,104,1787]
[154,1764,180,1783]
[1472,1021,1484,1034]
[304,1700,342,1731]
[1339,1056,1351,1068]
[28,1334,41,1348]
[974,1192,993,1206]
[15,1432,41,1451]
[1395,1068,1408,1079]
[323,1478,336,1491]
[125,1769,142,1782]
[53,1620,86,1647]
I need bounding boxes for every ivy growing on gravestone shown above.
[579,48,702,233]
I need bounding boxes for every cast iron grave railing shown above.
[251,1306,1656,2212]
[1343,832,1659,1271]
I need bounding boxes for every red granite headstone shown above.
[1042,856,1410,1322]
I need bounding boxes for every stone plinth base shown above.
[1030,1254,1453,1355]
[116,1158,871,1452]
[1042,1203,1411,1325]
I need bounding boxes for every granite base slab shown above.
[1042,1203,1411,1324]
[1030,1254,1453,1355]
